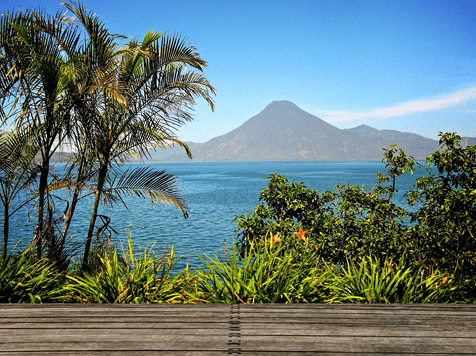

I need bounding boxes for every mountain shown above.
[344,125,440,157]
[122,142,201,162]
[44,151,71,163]
[461,137,476,147]
[146,142,202,161]
[161,100,451,162]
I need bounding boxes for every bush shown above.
[0,247,64,303]
[196,237,340,303]
[334,256,454,303]
[62,237,182,303]
[234,133,476,301]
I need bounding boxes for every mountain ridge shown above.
[150,100,470,162]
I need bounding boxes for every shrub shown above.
[0,247,64,303]
[334,256,454,303]
[62,237,182,303]
[196,236,340,303]
[234,133,476,301]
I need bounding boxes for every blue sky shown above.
[2,0,476,142]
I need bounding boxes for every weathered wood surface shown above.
[1,304,475,355]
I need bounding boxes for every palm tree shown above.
[0,8,82,258]
[1,2,215,266]
[0,127,38,259]
[62,2,216,266]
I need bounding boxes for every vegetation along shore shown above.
[1,2,475,303]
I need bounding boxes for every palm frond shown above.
[156,34,208,71]
[102,167,188,218]
[0,127,38,172]
[111,122,193,161]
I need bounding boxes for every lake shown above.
[4,161,424,272]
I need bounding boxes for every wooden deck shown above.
[1,304,475,355]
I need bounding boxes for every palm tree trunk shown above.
[61,156,87,248]
[2,204,9,260]
[35,161,49,259]
[60,183,81,249]
[82,163,108,268]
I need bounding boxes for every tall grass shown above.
[0,247,64,303]
[334,256,455,303]
[61,238,183,303]
[196,239,346,303]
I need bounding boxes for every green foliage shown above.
[62,237,182,303]
[235,133,476,301]
[0,235,466,304]
[234,169,411,266]
[195,238,339,303]
[1,132,474,304]
[407,133,476,296]
[335,256,454,303]
[0,247,64,303]
[234,174,334,257]
[0,128,39,257]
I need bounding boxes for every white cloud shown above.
[321,87,476,123]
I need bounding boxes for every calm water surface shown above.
[4,161,423,271]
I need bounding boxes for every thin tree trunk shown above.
[2,204,9,260]
[82,164,108,268]
[35,161,49,259]
[61,156,87,248]
[60,182,81,249]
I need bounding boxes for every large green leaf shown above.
[102,166,189,218]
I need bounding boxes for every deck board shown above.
[1,304,475,355]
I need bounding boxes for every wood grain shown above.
[1,304,475,355]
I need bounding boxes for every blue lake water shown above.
[3,161,425,272]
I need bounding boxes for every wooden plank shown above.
[0,316,230,323]
[0,341,229,352]
[0,329,229,339]
[1,303,475,316]
[48,353,224,356]
[0,322,230,330]
[3,307,475,318]
[237,338,476,354]
[2,303,473,309]
[239,326,476,337]
[7,354,470,356]
[3,314,474,325]
[2,334,475,347]
[4,341,474,354]
[3,326,476,337]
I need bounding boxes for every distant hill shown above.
[49,143,202,163]
[461,137,476,147]
[343,124,440,158]
[49,102,475,163]
[144,142,202,162]
[194,100,387,161]
[45,151,71,163]
[164,100,447,162]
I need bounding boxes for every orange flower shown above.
[269,231,281,246]
[436,276,449,289]
[293,228,308,242]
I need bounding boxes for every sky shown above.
[2,0,476,143]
